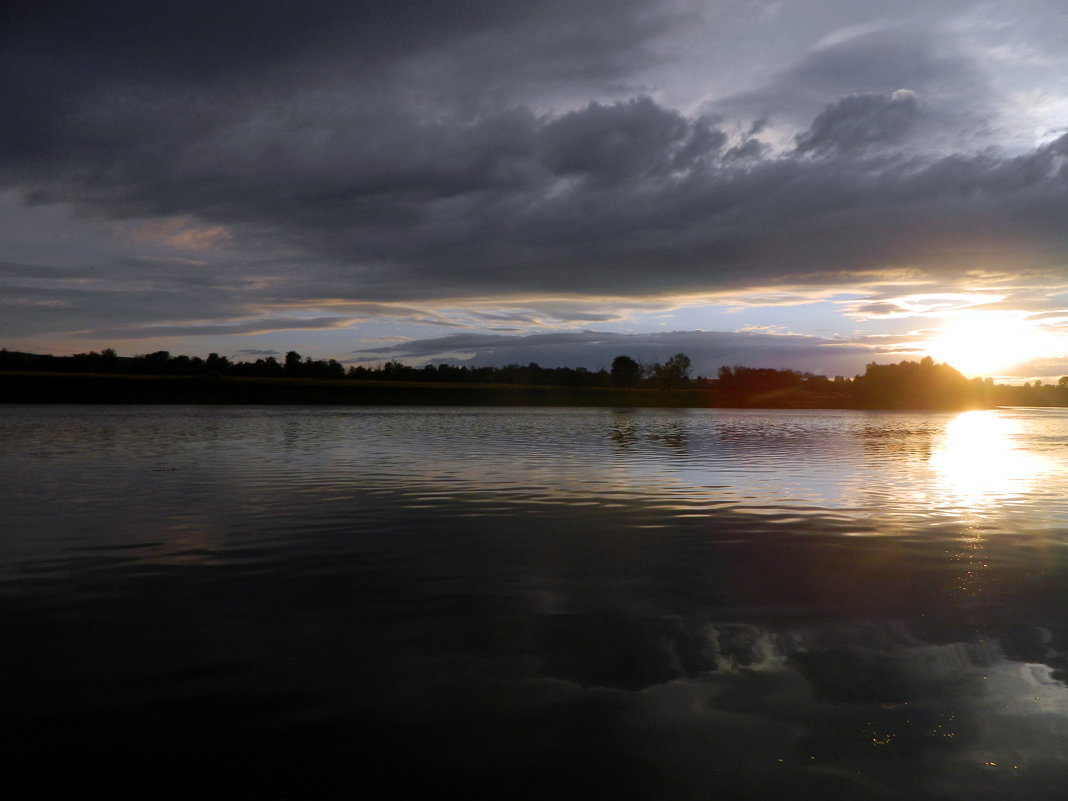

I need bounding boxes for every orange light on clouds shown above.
[122,216,231,252]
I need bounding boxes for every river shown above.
[4,405,1068,799]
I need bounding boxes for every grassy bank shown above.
[0,370,736,408]
[16,370,1002,409]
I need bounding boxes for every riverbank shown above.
[0,370,856,408]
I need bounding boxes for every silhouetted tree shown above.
[648,353,692,389]
[851,357,978,410]
[205,353,231,374]
[284,351,302,376]
[610,355,642,387]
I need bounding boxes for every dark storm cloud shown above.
[795,91,920,155]
[0,276,250,338]
[0,261,95,281]
[716,24,986,132]
[0,0,697,163]
[4,0,1068,327]
[791,27,980,102]
[540,99,726,184]
[353,329,904,377]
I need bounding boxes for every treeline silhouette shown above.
[3,347,1067,408]
[0,348,690,388]
[0,348,348,379]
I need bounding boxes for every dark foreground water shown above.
[4,405,1068,799]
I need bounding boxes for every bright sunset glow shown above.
[924,316,1061,377]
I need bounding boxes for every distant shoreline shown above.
[0,371,988,410]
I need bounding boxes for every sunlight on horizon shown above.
[924,314,1064,377]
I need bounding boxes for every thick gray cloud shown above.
[795,91,920,154]
[3,0,1068,350]
[353,329,905,377]
[31,92,1068,303]
[712,23,989,142]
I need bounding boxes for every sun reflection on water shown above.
[929,411,1048,509]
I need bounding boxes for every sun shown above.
[924,314,1057,377]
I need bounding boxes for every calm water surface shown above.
[4,405,1068,798]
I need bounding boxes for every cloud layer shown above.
[3,1,1068,353]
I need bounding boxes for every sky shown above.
[3,0,1068,381]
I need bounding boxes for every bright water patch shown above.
[4,405,1068,798]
